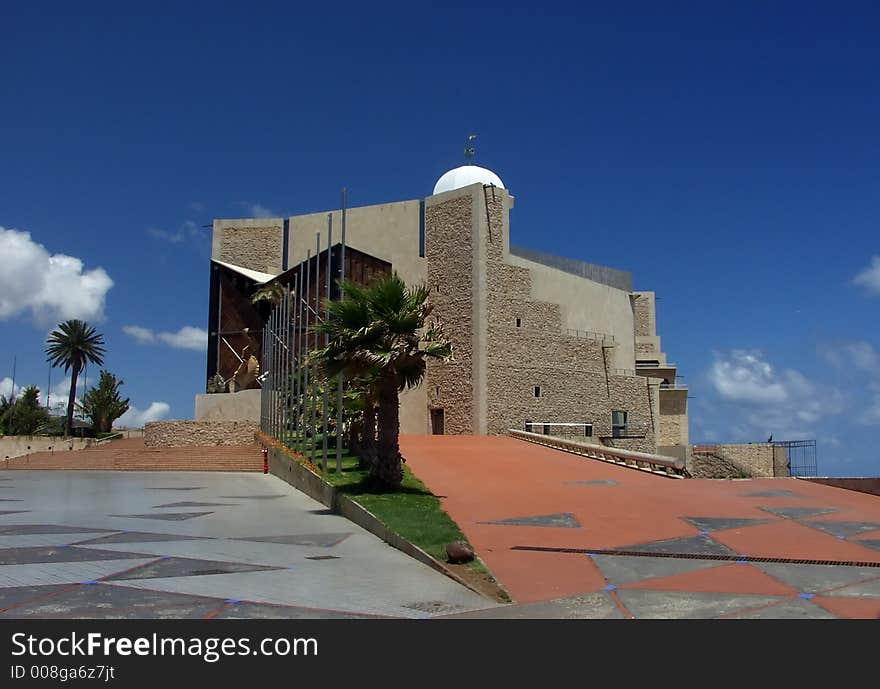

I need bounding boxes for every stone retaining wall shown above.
[144,420,259,447]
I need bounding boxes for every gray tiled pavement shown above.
[0,471,496,619]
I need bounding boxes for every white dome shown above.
[432,165,505,195]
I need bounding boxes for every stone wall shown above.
[144,420,259,447]
[482,187,656,451]
[658,390,688,446]
[425,194,476,434]
[687,451,753,479]
[215,222,284,274]
[713,443,786,478]
[633,291,655,337]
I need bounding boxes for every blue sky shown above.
[1,2,878,476]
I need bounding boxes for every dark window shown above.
[534,386,541,398]
[543,424,551,435]
[515,317,522,328]
[584,424,593,438]
[612,410,627,438]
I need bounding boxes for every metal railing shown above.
[509,246,633,291]
[566,329,615,344]
[509,429,688,478]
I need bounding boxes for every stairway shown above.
[1,437,262,472]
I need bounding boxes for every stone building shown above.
[205,164,689,455]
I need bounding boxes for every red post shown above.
[262,447,269,474]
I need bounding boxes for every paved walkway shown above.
[0,471,493,618]
[401,435,880,619]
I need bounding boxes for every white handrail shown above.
[508,429,687,475]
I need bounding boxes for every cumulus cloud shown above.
[1,376,85,413]
[707,350,788,405]
[707,349,844,439]
[853,256,880,296]
[116,402,170,429]
[0,377,21,399]
[0,227,113,326]
[123,324,207,351]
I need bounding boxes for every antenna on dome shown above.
[463,134,477,162]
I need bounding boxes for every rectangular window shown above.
[612,410,627,438]
[584,424,593,438]
[515,317,522,328]
[534,386,541,398]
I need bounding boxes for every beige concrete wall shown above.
[287,200,428,434]
[195,390,261,422]
[0,436,93,459]
[212,218,284,274]
[144,420,259,447]
[287,200,426,289]
[506,254,637,369]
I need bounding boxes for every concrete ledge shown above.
[195,390,261,422]
[145,420,259,447]
[800,477,880,498]
[263,438,490,599]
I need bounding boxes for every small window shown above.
[534,386,541,398]
[543,424,551,435]
[612,410,627,438]
[515,317,522,328]
[584,424,593,438]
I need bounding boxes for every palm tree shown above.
[78,370,130,434]
[316,273,452,490]
[45,319,106,436]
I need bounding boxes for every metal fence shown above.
[773,439,818,477]
[261,219,341,473]
[510,246,633,292]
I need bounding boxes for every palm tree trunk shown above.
[65,364,80,437]
[360,392,377,470]
[372,372,402,490]
[348,417,363,460]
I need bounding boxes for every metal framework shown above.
[773,439,818,477]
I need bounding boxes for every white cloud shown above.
[0,377,21,400]
[820,340,880,373]
[248,203,277,218]
[853,256,880,296]
[116,402,170,429]
[122,325,156,344]
[148,220,205,244]
[0,227,113,326]
[707,350,788,405]
[157,326,206,351]
[707,349,844,440]
[123,324,206,351]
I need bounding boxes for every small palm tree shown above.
[45,319,106,436]
[316,273,452,490]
